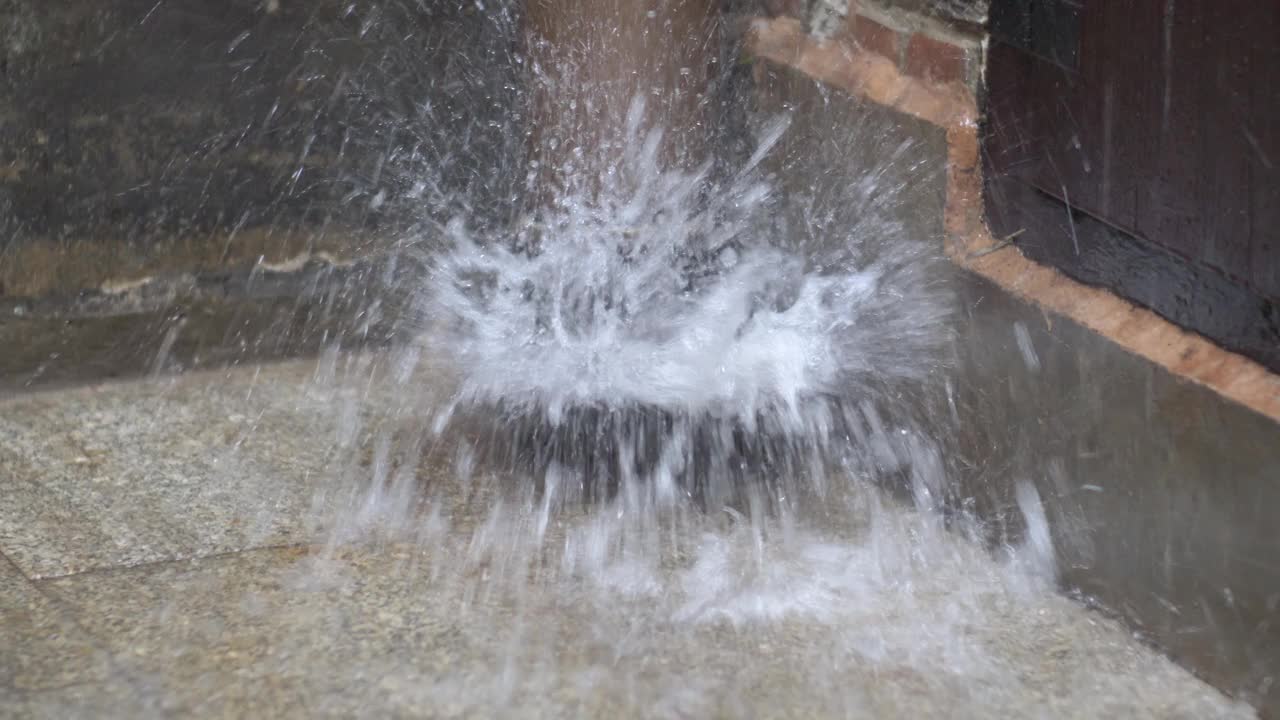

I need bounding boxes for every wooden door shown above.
[983,0,1280,372]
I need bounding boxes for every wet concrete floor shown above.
[0,357,1256,718]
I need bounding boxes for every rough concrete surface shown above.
[0,356,1258,719]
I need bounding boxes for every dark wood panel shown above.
[1247,3,1280,295]
[1091,1,1159,237]
[985,173,1280,373]
[1141,0,1207,262]
[1195,1,1253,283]
[985,0,1280,366]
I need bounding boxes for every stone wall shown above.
[0,0,522,301]
[761,0,986,85]
[0,0,523,385]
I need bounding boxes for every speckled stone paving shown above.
[0,358,1258,719]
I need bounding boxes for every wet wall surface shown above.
[751,65,949,262]
[0,266,396,394]
[975,13,1280,705]
[761,65,1280,716]
[0,0,766,390]
[0,0,522,386]
[951,272,1280,716]
[0,0,521,293]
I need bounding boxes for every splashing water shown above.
[393,95,958,513]
[281,6,1251,717]
[0,2,1256,716]
[284,0,1064,698]
[433,108,947,414]
[312,32,1010,611]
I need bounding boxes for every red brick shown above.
[849,15,899,61]
[763,0,804,19]
[903,32,967,84]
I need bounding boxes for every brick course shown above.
[849,15,900,61]
[776,1,982,90]
[904,30,969,83]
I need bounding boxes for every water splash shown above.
[288,6,1214,715]
[377,92,958,513]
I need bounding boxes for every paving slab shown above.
[0,354,1260,718]
[0,554,112,694]
[0,354,415,578]
[0,682,156,720]
[22,526,1256,719]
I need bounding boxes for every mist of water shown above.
[291,0,1058,637]
[292,1,1117,712]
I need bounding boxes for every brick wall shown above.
[760,0,986,89]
